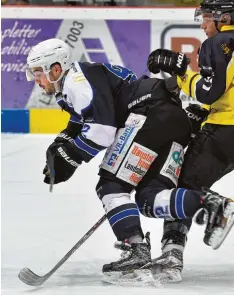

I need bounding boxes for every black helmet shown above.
[194,0,234,23]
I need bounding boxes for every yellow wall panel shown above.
[30,109,70,134]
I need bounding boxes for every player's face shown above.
[32,67,56,94]
[200,14,217,38]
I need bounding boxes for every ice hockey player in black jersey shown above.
[147,0,234,283]
[26,38,234,284]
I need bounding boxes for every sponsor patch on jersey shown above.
[73,72,86,83]
[100,113,146,174]
[160,142,184,186]
[221,43,231,55]
[116,142,157,186]
[101,125,136,173]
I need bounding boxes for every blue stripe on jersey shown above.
[70,115,82,123]
[74,136,100,157]
[103,63,137,81]
[56,96,82,119]
[109,208,139,227]
[175,188,187,219]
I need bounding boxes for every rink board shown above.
[1,109,69,133]
[1,7,205,133]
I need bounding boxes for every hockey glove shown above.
[43,120,83,185]
[147,49,189,76]
[43,141,81,185]
[185,104,210,137]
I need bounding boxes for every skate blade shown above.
[209,202,234,250]
[153,268,182,283]
[102,269,162,287]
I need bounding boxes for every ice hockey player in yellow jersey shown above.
[147,0,234,283]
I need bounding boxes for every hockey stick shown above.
[46,149,55,193]
[18,214,107,286]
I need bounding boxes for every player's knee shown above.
[95,178,129,200]
[136,187,174,219]
[135,187,156,217]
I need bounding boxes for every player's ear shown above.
[51,63,62,75]
[220,13,231,24]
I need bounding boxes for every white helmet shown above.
[26,38,71,83]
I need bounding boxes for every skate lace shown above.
[114,232,151,262]
[120,249,132,260]
[114,241,132,260]
[203,187,228,209]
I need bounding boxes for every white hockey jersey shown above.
[56,61,137,162]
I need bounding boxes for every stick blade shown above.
[18,267,46,286]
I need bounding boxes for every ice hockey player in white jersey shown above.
[26,38,234,284]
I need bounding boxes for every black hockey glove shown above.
[43,140,82,185]
[147,49,189,76]
[43,120,82,185]
[185,104,210,137]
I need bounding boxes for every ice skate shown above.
[151,231,186,283]
[102,233,158,287]
[202,187,234,249]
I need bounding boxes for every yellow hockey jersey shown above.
[177,25,234,125]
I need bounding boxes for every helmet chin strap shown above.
[54,81,61,93]
[45,70,66,93]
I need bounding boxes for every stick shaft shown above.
[18,214,107,285]
[45,214,107,277]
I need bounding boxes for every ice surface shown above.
[2,134,234,295]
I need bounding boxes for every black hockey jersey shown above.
[177,25,234,125]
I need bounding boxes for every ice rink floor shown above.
[2,134,234,295]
